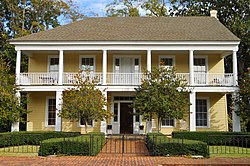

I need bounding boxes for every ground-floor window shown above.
[161,117,174,127]
[196,98,209,127]
[46,98,56,126]
[80,118,93,127]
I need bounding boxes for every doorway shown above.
[120,103,133,134]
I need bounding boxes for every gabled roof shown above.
[11,17,240,42]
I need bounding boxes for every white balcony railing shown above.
[18,73,234,86]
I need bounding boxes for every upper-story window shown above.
[194,57,207,84]
[48,56,59,72]
[159,56,175,69]
[80,56,95,72]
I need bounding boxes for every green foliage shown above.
[172,131,250,147]
[38,132,105,156]
[146,133,208,157]
[133,67,191,132]
[60,70,112,133]
[0,131,81,148]
[105,0,141,17]
[0,59,29,127]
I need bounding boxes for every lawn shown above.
[209,146,250,157]
[0,145,39,156]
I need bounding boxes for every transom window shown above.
[162,117,174,127]
[81,56,95,72]
[49,57,59,72]
[196,99,208,127]
[47,98,56,126]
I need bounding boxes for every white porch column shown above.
[189,50,194,85]
[189,92,196,131]
[16,50,21,85]
[232,93,241,132]
[58,50,64,85]
[11,91,20,132]
[102,50,107,85]
[147,50,152,72]
[55,91,63,131]
[232,51,238,86]
[100,90,107,134]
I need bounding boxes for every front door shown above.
[120,103,133,134]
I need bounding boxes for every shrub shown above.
[39,132,105,156]
[0,131,81,147]
[172,131,250,147]
[146,133,209,157]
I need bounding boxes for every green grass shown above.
[0,145,39,156]
[209,146,250,158]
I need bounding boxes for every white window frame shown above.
[79,55,96,72]
[45,96,56,128]
[161,117,175,128]
[196,97,210,128]
[78,117,94,128]
[159,55,175,68]
[48,55,59,72]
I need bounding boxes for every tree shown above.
[234,69,250,131]
[0,58,29,129]
[133,66,191,132]
[105,0,141,16]
[60,70,112,133]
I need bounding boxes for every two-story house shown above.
[10,11,241,134]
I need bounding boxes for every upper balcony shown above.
[19,72,234,86]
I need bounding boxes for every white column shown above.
[11,91,20,132]
[55,91,62,131]
[232,93,241,132]
[58,50,64,85]
[100,90,107,134]
[232,51,238,86]
[189,50,194,85]
[147,50,152,72]
[189,92,196,131]
[102,50,107,85]
[16,50,21,85]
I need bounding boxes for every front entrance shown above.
[120,103,133,134]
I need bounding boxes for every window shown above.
[81,57,95,72]
[194,57,207,84]
[49,57,59,72]
[114,103,118,122]
[47,98,56,126]
[196,99,209,127]
[80,117,93,126]
[162,117,174,127]
[159,56,175,68]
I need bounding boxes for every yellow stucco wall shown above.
[27,92,101,133]
[29,51,223,73]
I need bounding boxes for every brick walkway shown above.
[0,156,250,166]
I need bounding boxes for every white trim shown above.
[45,96,56,128]
[47,55,59,72]
[79,55,96,72]
[158,55,176,67]
[196,97,210,128]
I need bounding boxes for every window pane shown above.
[80,118,93,126]
[81,58,94,71]
[196,99,208,127]
[48,99,56,125]
[162,117,174,126]
[114,103,118,122]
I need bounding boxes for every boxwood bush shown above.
[146,133,208,157]
[0,131,81,147]
[39,132,105,156]
[172,131,250,147]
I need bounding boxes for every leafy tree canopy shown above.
[60,70,112,133]
[133,66,191,132]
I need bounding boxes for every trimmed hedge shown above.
[39,132,105,156]
[0,131,81,147]
[172,131,250,147]
[146,133,209,157]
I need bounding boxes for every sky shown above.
[74,0,113,17]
